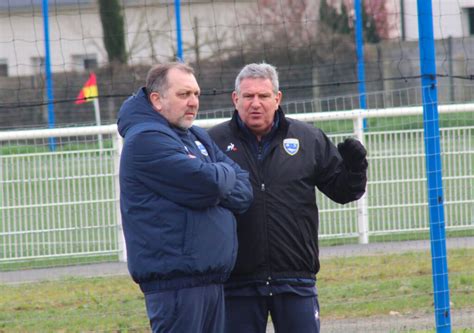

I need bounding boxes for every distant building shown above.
[2,0,474,78]
[400,0,474,41]
[0,0,256,77]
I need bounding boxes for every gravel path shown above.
[265,308,474,332]
[3,237,473,284]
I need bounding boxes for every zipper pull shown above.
[261,183,265,191]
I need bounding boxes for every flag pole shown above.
[93,97,103,151]
[75,72,102,151]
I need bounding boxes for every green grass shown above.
[319,249,474,317]
[0,249,473,331]
[0,276,147,331]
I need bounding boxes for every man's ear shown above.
[275,91,282,106]
[231,91,238,108]
[149,91,162,112]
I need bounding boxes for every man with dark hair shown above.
[209,62,368,333]
[117,62,253,333]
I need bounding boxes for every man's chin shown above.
[247,123,266,131]
[177,121,194,130]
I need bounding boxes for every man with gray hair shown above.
[209,62,368,332]
[117,62,253,332]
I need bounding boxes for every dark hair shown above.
[146,62,195,95]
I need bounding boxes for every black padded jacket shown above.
[208,108,367,285]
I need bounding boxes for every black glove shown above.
[337,138,368,172]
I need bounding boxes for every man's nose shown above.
[188,94,199,106]
[250,96,260,107]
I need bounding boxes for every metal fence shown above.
[0,102,473,265]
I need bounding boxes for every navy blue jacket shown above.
[117,88,253,293]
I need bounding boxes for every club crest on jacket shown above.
[283,138,300,156]
[195,140,209,156]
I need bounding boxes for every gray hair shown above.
[146,62,195,95]
[234,63,279,94]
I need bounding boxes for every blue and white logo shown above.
[226,142,237,152]
[194,140,209,156]
[283,138,300,156]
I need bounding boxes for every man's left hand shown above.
[337,138,368,172]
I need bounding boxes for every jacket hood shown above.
[117,87,166,137]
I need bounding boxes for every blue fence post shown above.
[42,0,56,151]
[354,0,367,130]
[174,0,183,62]
[417,1,451,332]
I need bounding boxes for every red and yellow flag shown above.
[75,72,98,104]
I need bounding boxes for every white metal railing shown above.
[1,103,473,264]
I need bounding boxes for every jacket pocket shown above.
[291,209,318,271]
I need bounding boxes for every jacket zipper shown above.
[256,141,272,284]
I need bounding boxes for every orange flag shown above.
[75,72,98,104]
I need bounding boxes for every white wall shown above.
[0,1,256,77]
[402,0,474,40]
[0,4,105,77]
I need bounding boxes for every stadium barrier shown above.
[0,102,473,265]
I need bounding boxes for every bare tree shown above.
[124,6,175,64]
[233,0,354,66]
[123,4,234,66]
[332,0,395,42]
[183,16,233,68]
